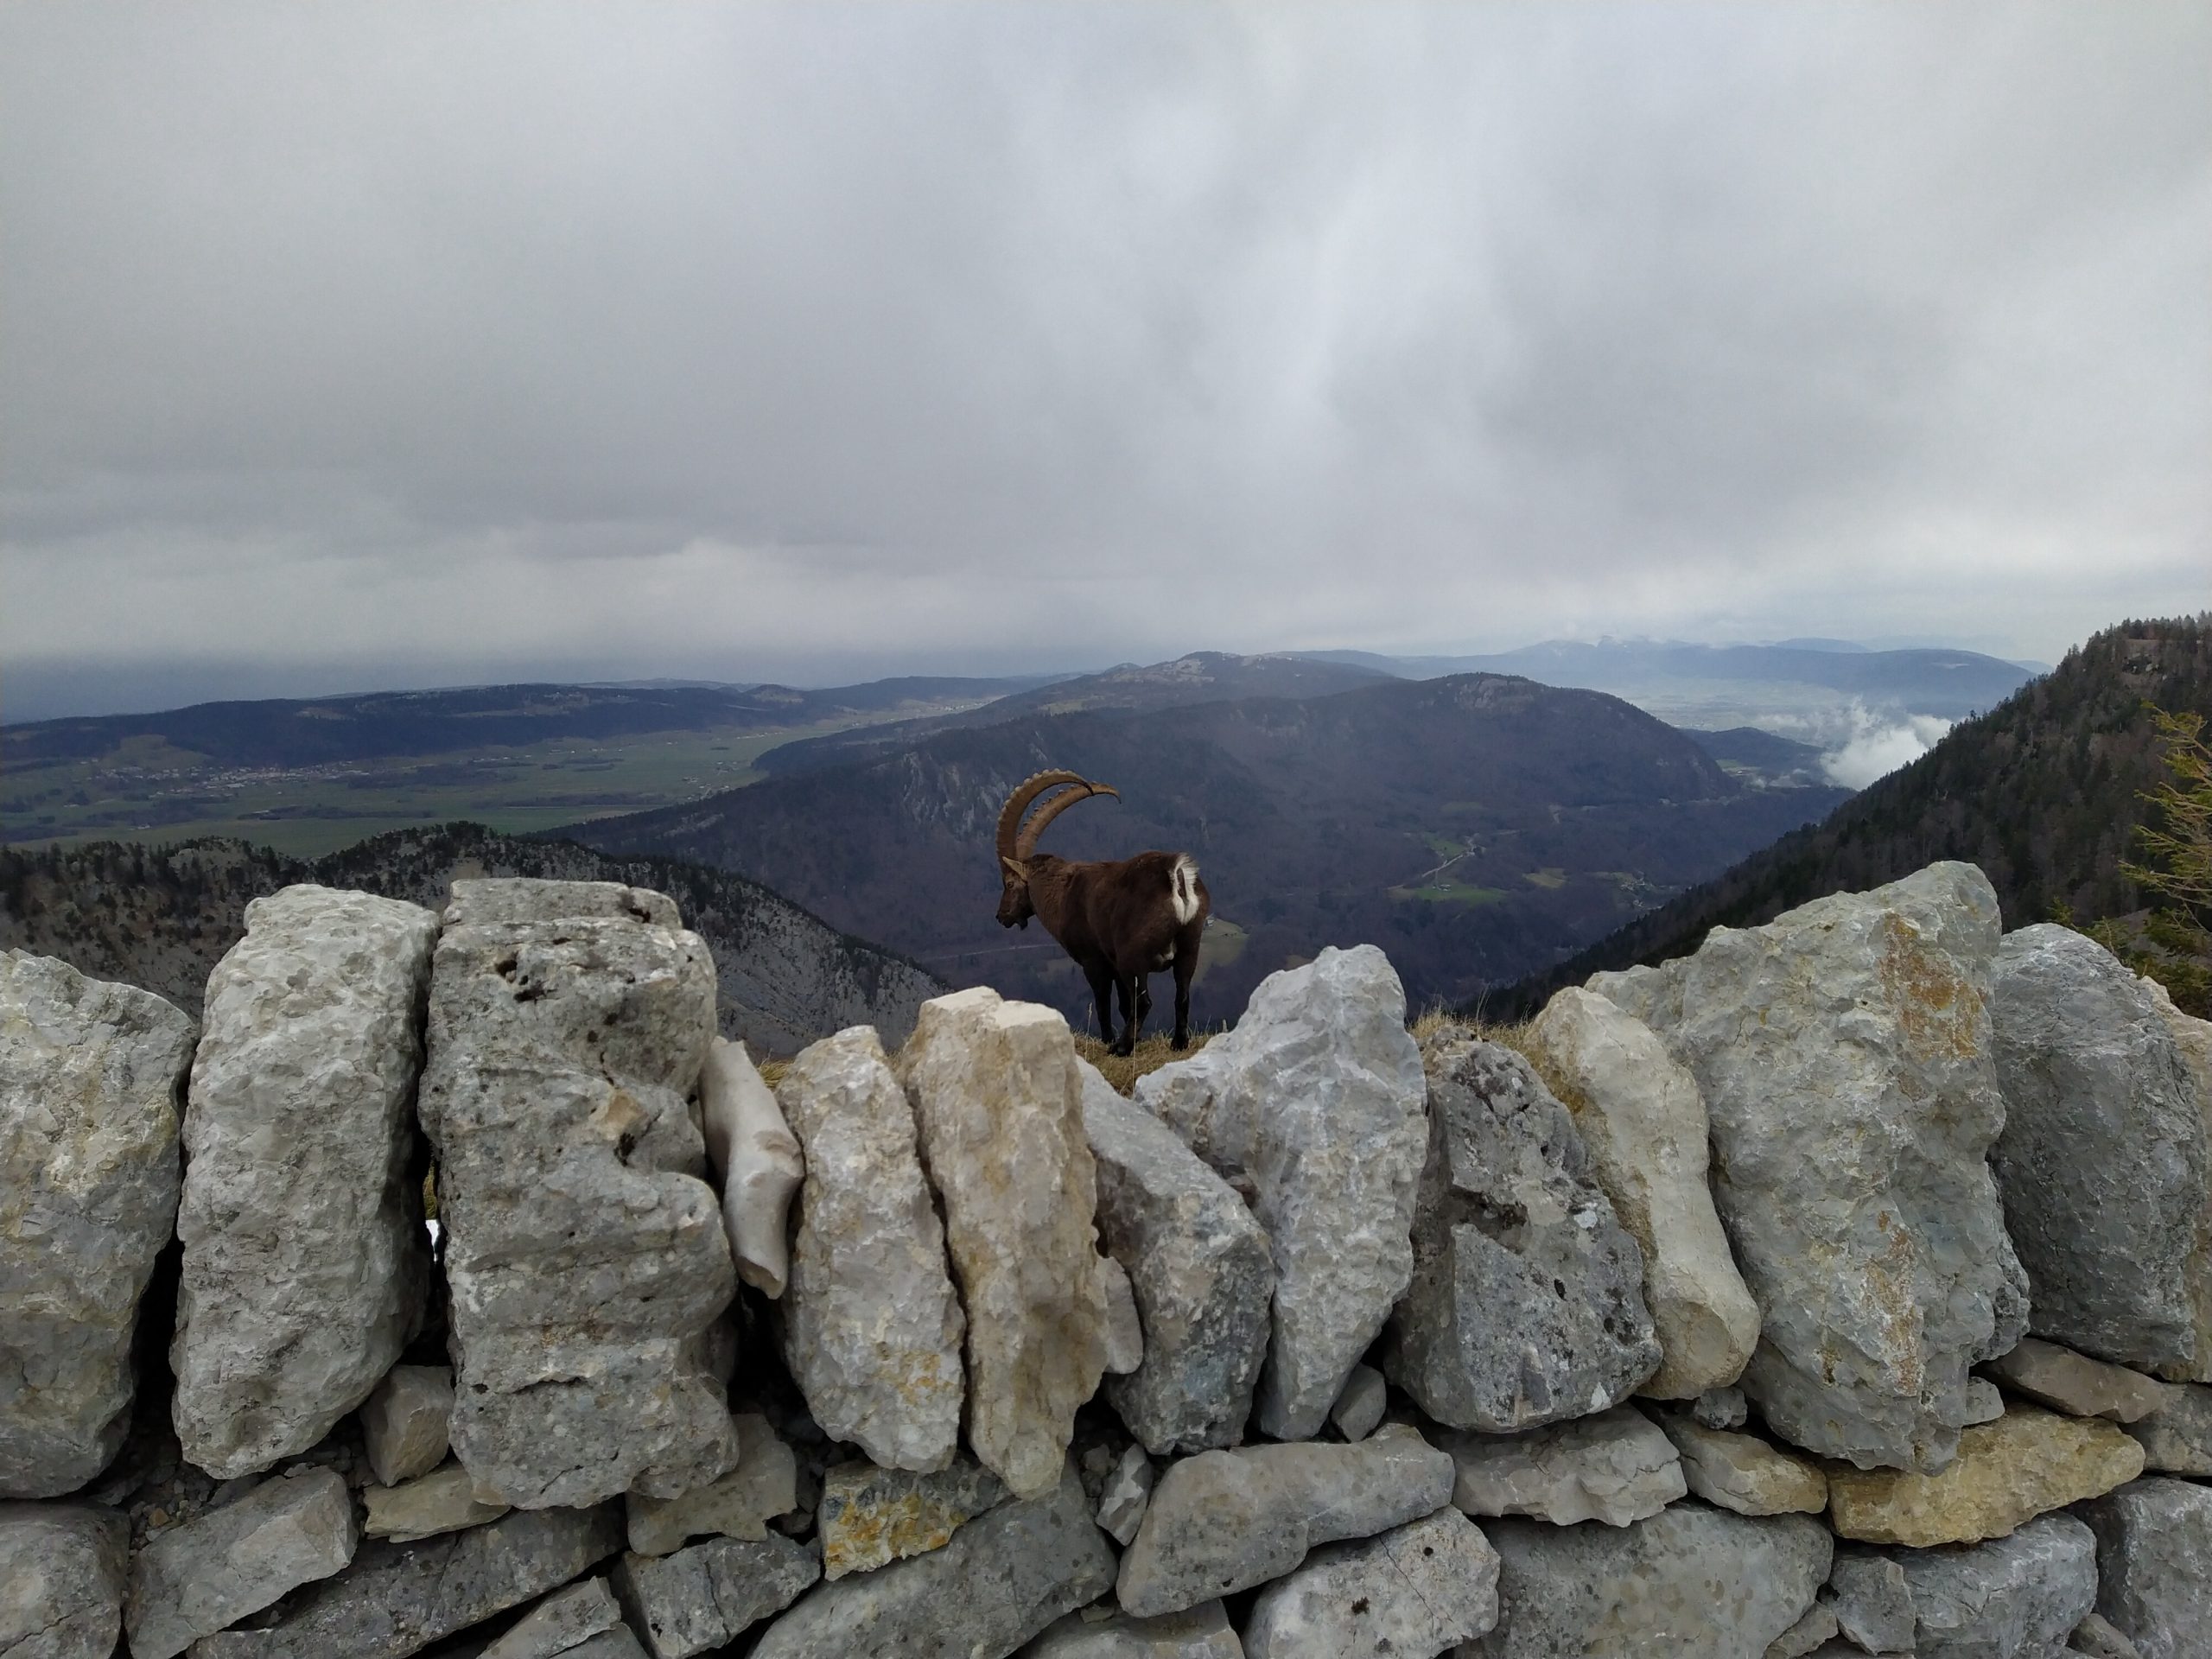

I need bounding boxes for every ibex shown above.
[995,769,1210,1054]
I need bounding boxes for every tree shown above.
[2091,705,2212,1016]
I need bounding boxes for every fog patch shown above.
[1821,708,1955,790]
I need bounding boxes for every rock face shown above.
[188,1503,623,1659]
[1442,1406,1686,1527]
[777,1026,964,1473]
[2082,1478,2212,1659]
[1656,1414,1827,1516]
[0,1501,126,1659]
[1022,1601,1243,1657]
[359,1365,453,1489]
[1990,925,2209,1379]
[1527,987,1761,1398]
[625,1413,796,1555]
[416,879,737,1510]
[1591,862,2029,1471]
[1982,1338,2179,1423]
[1243,1505,1501,1656]
[171,887,440,1479]
[1135,946,1427,1440]
[1081,1065,1273,1456]
[1891,1512,2099,1659]
[1827,1408,2145,1547]
[747,1462,1115,1659]
[1472,1503,1833,1658]
[1116,1429,1456,1619]
[896,987,1109,1499]
[0,952,192,1498]
[611,1534,819,1659]
[2126,1382,2212,1475]
[1385,1035,1660,1431]
[814,1457,1007,1580]
[124,1467,359,1659]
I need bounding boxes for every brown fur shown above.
[999,849,1210,1054]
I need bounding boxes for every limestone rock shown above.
[1529,987,1760,1397]
[747,1461,1114,1659]
[187,1503,622,1659]
[815,1456,1007,1580]
[2082,1477,2212,1659]
[1097,1257,1144,1376]
[1965,1378,2008,1425]
[1984,1338,2179,1424]
[1827,1408,2145,1547]
[1330,1364,1387,1442]
[896,988,1109,1498]
[2126,1382,2212,1474]
[417,879,737,1510]
[1116,1429,1455,1619]
[364,1463,510,1543]
[1892,1512,2099,1659]
[2071,1611,2145,1658]
[1592,862,2029,1471]
[543,1632,647,1659]
[1096,1446,1153,1547]
[1082,1066,1272,1455]
[170,887,439,1479]
[625,1413,796,1556]
[1696,1386,1750,1430]
[1990,925,2208,1378]
[1821,1549,1915,1653]
[1469,1503,1834,1658]
[0,1501,126,1659]
[1020,1601,1242,1657]
[778,1026,963,1472]
[1659,1414,1827,1516]
[0,952,191,1497]
[1243,1504,1498,1656]
[1767,1604,1840,1659]
[1135,946,1427,1440]
[2145,976,2212,1389]
[698,1038,803,1298]
[126,1467,359,1659]
[1443,1405,1686,1527]
[479,1577,624,1659]
[611,1534,818,1659]
[1384,1035,1659,1430]
[359,1366,453,1489]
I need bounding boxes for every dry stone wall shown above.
[4,861,2212,1657]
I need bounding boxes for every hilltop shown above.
[568,672,1847,1027]
[1495,615,2212,1015]
[0,823,945,1053]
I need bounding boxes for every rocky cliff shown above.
[4,861,2210,1658]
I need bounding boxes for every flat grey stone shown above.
[1894,1512,2099,1658]
[1135,946,1428,1440]
[549,1632,647,1659]
[1243,1505,1500,1656]
[2082,1477,2212,1659]
[625,1413,796,1555]
[478,1576,624,1659]
[1468,1503,1834,1658]
[1767,1603,1840,1659]
[1443,1406,1686,1527]
[1991,925,2209,1378]
[1386,1036,1660,1431]
[1592,863,2030,1471]
[1659,1414,1827,1516]
[418,880,737,1509]
[1116,1428,1455,1619]
[1095,1446,1153,1547]
[359,1366,453,1489]
[2126,1382,2212,1474]
[126,1468,359,1659]
[1695,1387,1750,1430]
[1822,1549,1915,1653]
[611,1534,818,1659]
[186,1502,622,1659]
[362,1463,510,1543]
[1984,1341,2181,1425]
[747,1460,1114,1659]
[0,1500,126,1659]
[1020,1601,1242,1657]
[2070,1611,2144,1657]
[171,887,440,1479]
[1965,1378,2008,1425]
[1330,1365,1387,1442]
[0,952,191,1497]
[1084,1069,1272,1455]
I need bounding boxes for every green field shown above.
[1389,880,1510,906]
[0,716,888,859]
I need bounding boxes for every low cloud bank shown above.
[1821,709,1955,790]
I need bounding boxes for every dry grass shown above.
[756,1058,792,1092]
[1073,1030,1215,1096]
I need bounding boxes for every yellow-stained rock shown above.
[1827,1407,2145,1546]
[816,1458,1007,1580]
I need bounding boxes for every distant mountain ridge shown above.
[567,671,1848,1026]
[1491,615,2212,1016]
[0,823,946,1054]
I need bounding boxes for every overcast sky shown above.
[3,3,2207,717]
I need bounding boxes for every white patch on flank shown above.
[1170,855,1202,925]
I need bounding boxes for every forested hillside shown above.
[1497,616,2212,1014]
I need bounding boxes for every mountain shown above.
[751,652,1395,778]
[565,673,1850,1028]
[1493,616,2212,1016]
[1681,728,1831,788]
[0,823,946,1054]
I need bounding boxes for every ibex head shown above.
[993,770,1119,928]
